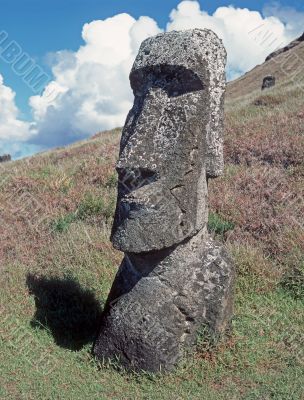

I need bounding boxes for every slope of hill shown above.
[0,42,303,399]
[266,32,304,62]
[226,38,304,100]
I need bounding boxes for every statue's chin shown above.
[111,215,194,254]
[111,182,201,253]
[111,208,200,254]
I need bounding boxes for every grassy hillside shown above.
[0,49,303,399]
[226,41,304,100]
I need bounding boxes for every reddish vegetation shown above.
[0,84,303,287]
[210,101,304,270]
[0,132,120,266]
[225,111,304,169]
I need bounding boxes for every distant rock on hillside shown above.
[0,154,11,163]
[227,30,304,100]
[266,32,304,62]
[262,75,276,90]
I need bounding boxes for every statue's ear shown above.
[205,82,225,179]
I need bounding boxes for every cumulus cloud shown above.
[167,1,302,79]
[1,1,304,158]
[28,13,162,148]
[0,74,37,157]
[0,74,32,141]
[263,2,304,38]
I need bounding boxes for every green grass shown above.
[0,126,303,399]
[51,213,77,233]
[105,172,118,188]
[1,52,304,398]
[208,212,235,237]
[51,192,116,233]
[0,256,303,400]
[280,264,304,301]
[76,192,114,220]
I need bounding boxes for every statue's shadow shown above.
[26,274,103,351]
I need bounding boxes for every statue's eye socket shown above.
[141,170,156,180]
[116,168,158,193]
[164,71,204,97]
[130,67,204,98]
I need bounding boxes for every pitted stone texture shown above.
[131,29,226,179]
[94,233,235,372]
[111,29,226,254]
[94,29,234,373]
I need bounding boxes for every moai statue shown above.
[94,29,235,372]
[262,75,276,90]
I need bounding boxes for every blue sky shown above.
[0,0,304,158]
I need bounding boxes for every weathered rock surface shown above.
[94,29,235,372]
[95,231,234,372]
[111,29,226,254]
[262,75,276,90]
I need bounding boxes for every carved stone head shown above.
[111,29,226,253]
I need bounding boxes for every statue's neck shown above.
[125,226,209,277]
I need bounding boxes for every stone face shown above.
[111,29,226,254]
[262,75,276,90]
[94,29,235,373]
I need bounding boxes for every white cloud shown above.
[167,1,302,79]
[0,74,37,157]
[0,74,32,141]
[1,1,304,158]
[28,13,162,148]
[263,2,304,38]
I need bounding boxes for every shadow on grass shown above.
[26,274,103,351]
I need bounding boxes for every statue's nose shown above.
[118,87,167,166]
